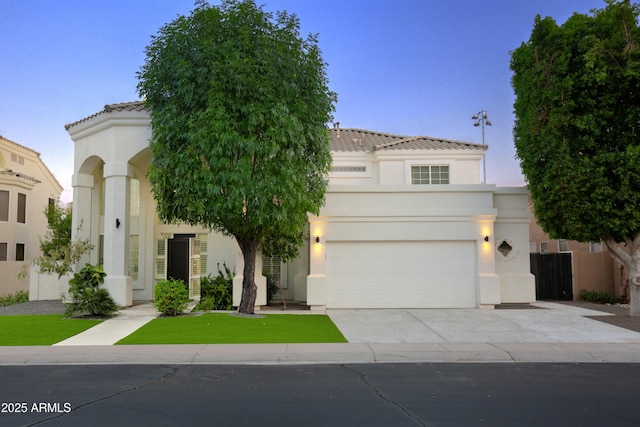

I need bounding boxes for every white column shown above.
[102,162,132,306]
[71,173,94,268]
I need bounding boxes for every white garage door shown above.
[326,241,477,308]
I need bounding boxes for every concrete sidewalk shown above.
[2,301,640,365]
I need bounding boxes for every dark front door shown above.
[167,234,195,285]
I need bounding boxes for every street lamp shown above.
[472,110,491,184]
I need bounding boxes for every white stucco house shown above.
[65,101,535,310]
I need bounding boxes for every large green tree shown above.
[137,0,335,313]
[511,0,640,314]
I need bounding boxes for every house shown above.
[529,217,628,301]
[65,101,535,309]
[0,136,63,297]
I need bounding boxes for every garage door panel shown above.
[327,241,477,308]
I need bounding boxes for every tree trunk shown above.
[605,236,640,317]
[237,239,259,314]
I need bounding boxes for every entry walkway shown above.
[54,303,159,346]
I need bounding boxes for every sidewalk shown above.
[2,301,640,365]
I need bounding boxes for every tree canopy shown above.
[511,0,640,314]
[137,0,336,313]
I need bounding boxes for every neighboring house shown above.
[529,217,628,301]
[65,102,535,309]
[0,136,63,296]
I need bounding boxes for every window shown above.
[529,243,537,253]
[558,240,569,252]
[411,165,449,184]
[0,191,8,221]
[10,153,24,165]
[48,198,55,224]
[540,242,549,254]
[331,166,367,173]
[15,244,25,261]
[590,242,603,253]
[129,235,139,282]
[0,243,7,261]
[17,193,26,223]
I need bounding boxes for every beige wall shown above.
[0,136,63,297]
[529,216,628,300]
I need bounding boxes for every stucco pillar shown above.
[102,163,132,307]
[306,220,327,310]
[478,220,501,307]
[71,173,94,268]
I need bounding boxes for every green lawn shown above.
[116,313,348,344]
[0,315,102,346]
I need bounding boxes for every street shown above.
[1,363,639,426]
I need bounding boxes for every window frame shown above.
[408,163,451,185]
[0,190,9,222]
[15,243,25,261]
[17,192,26,224]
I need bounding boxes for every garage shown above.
[326,241,477,308]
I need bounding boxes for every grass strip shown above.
[0,315,102,346]
[116,313,348,344]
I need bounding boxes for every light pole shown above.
[472,110,491,184]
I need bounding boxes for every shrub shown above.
[154,279,189,316]
[579,290,619,304]
[194,263,233,311]
[65,264,117,317]
[0,290,29,307]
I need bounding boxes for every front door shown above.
[167,234,195,285]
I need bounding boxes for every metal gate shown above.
[530,253,573,300]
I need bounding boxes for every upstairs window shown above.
[0,243,6,261]
[411,165,449,184]
[17,193,26,223]
[0,191,8,221]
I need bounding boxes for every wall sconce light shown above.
[484,235,490,242]
[116,218,121,229]
[315,235,320,243]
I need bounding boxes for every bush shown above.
[154,279,189,316]
[65,264,117,317]
[579,290,619,304]
[194,263,233,311]
[0,290,29,307]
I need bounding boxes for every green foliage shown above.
[579,289,619,304]
[0,290,29,307]
[195,263,234,311]
[138,0,335,313]
[65,264,117,318]
[22,202,93,279]
[154,279,189,316]
[510,1,640,244]
[266,276,279,304]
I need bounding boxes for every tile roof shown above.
[65,102,486,153]
[329,128,486,152]
[64,101,147,130]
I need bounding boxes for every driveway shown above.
[326,302,640,344]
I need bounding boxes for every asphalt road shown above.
[1,363,639,427]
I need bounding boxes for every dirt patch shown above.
[556,301,640,333]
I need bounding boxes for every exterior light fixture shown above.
[116,218,121,229]
[484,235,490,242]
[315,235,320,243]
[472,110,491,184]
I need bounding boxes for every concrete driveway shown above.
[326,302,640,344]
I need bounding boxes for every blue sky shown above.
[1,0,607,202]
